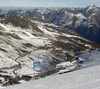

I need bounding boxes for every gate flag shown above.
[33,58,44,79]
[33,61,41,68]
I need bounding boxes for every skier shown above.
[70,56,84,67]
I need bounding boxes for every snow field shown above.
[1,49,100,89]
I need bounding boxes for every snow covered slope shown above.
[1,49,100,89]
[0,14,99,76]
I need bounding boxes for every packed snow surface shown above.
[1,49,100,89]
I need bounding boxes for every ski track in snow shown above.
[1,65,100,89]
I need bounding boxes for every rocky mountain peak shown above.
[90,4,95,7]
[86,4,97,11]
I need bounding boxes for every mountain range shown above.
[0,4,100,75]
[1,4,99,44]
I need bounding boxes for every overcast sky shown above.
[0,0,100,7]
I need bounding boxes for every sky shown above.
[0,0,100,7]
